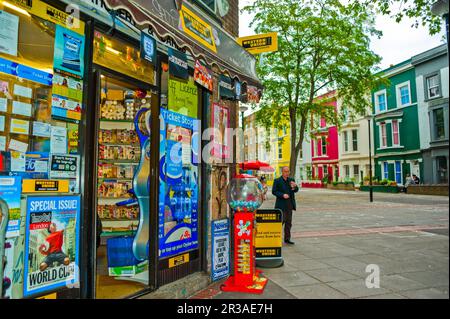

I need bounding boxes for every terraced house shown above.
[372,60,422,185]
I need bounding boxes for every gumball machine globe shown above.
[227,174,263,213]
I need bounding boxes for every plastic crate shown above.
[106,236,140,268]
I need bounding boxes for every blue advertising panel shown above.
[159,108,199,258]
[141,33,157,66]
[211,219,230,281]
[53,25,85,77]
[0,57,53,86]
[23,196,80,297]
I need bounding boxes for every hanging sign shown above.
[168,48,189,80]
[237,32,278,55]
[194,60,213,91]
[219,75,234,100]
[140,33,157,65]
[179,5,217,53]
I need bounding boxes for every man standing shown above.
[272,166,299,245]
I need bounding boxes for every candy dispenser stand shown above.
[221,174,268,294]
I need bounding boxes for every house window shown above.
[426,74,440,99]
[352,129,358,151]
[392,120,400,146]
[436,156,448,184]
[375,90,387,112]
[321,136,327,156]
[278,139,283,159]
[397,82,411,106]
[383,162,389,179]
[395,161,402,184]
[283,126,287,135]
[343,131,349,152]
[344,165,350,178]
[197,0,216,12]
[434,108,445,139]
[380,123,387,147]
[353,165,359,179]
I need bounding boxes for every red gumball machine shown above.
[221,174,268,294]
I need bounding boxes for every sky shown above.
[239,0,446,70]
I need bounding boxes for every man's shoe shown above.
[284,240,295,245]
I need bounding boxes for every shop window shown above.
[93,31,155,85]
[0,2,86,299]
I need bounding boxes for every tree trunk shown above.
[289,114,307,180]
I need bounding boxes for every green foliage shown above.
[243,0,383,173]
[353,0,445,35]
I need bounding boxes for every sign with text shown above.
[255,209,283,259]
[237,32,278,55]
[211,219,230,281]
[179,5,217,53]
[22,180,70,193]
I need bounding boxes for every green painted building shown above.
[372,60,422,185]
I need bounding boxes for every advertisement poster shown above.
[0,10,19,56]
[52,70,83,102]
[168,77,198,118]
[194,60,213,91]
[53,25,85,77]
[50,126,67,154]
[0,57,53,86]
[10,118,30,135]
[0,176,22,238]
[140,33,157,65]
[211,103,230,159]
[168,48,188,80]
[49,154,79,179]
[212,166,229,220]
[51,94,82,122]
[255,209,283,260]
[159,108,199,258]
[24,196,80,297]
[9,152,50,179]
[211,219,230,281]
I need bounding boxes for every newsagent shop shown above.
[0,0,262,299]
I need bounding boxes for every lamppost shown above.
[365,115,374,202]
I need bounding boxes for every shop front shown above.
[0,0,261,299]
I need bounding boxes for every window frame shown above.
[380,122,387,148]
[278,140,283,159]
[425,72,442,101]
[395,81,412,108]
[433,107,446,140]
[395,161,402,184]
[343,131,349,153]
[383,162,389,180]
[352,129,358,151]
[321,136,327,156]
[392,119,400,146]
[374,89,387,113]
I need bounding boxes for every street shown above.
[192,188,449,299]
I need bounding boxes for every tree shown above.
[243,0,382,176]
[354,0,445,35]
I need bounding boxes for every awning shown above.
[100,0,261,88]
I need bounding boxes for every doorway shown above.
[93,69,156,299]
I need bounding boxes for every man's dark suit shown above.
[272,176,299,242]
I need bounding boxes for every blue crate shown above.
[106,236,140,267]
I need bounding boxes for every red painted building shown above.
[311,90,340,182]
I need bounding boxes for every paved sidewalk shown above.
[195,188,449,299]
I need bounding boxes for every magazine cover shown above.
[23,196,80,297]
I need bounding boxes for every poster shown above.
[52,70,83,102]
[32,122,51,138]
[168,77,198,118]
[212,166,229,220]
[49,154,79,179]
[0,57,53,86]
[53,25,85,77]
[211,103,230,159]
[194,60,213,91]
[168,48,188,80]
[159,108,199,258]
[10,151,26,172]
[51,94,82,122]
[255,209,283,260]
[211,219,230,281]
[50,126,67,154]
[10,118,30,135]
[0,10,19,56]
[0,176,22,238]
[24,196,80,297]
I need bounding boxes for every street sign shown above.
[237,32,278,55]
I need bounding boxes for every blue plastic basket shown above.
[106,236,140,267]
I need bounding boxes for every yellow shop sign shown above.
[179,5,217,53]
[5,0,85,34]
[22,179,70,193]
[237,32,278,55]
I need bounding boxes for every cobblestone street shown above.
[193,188,449,299]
